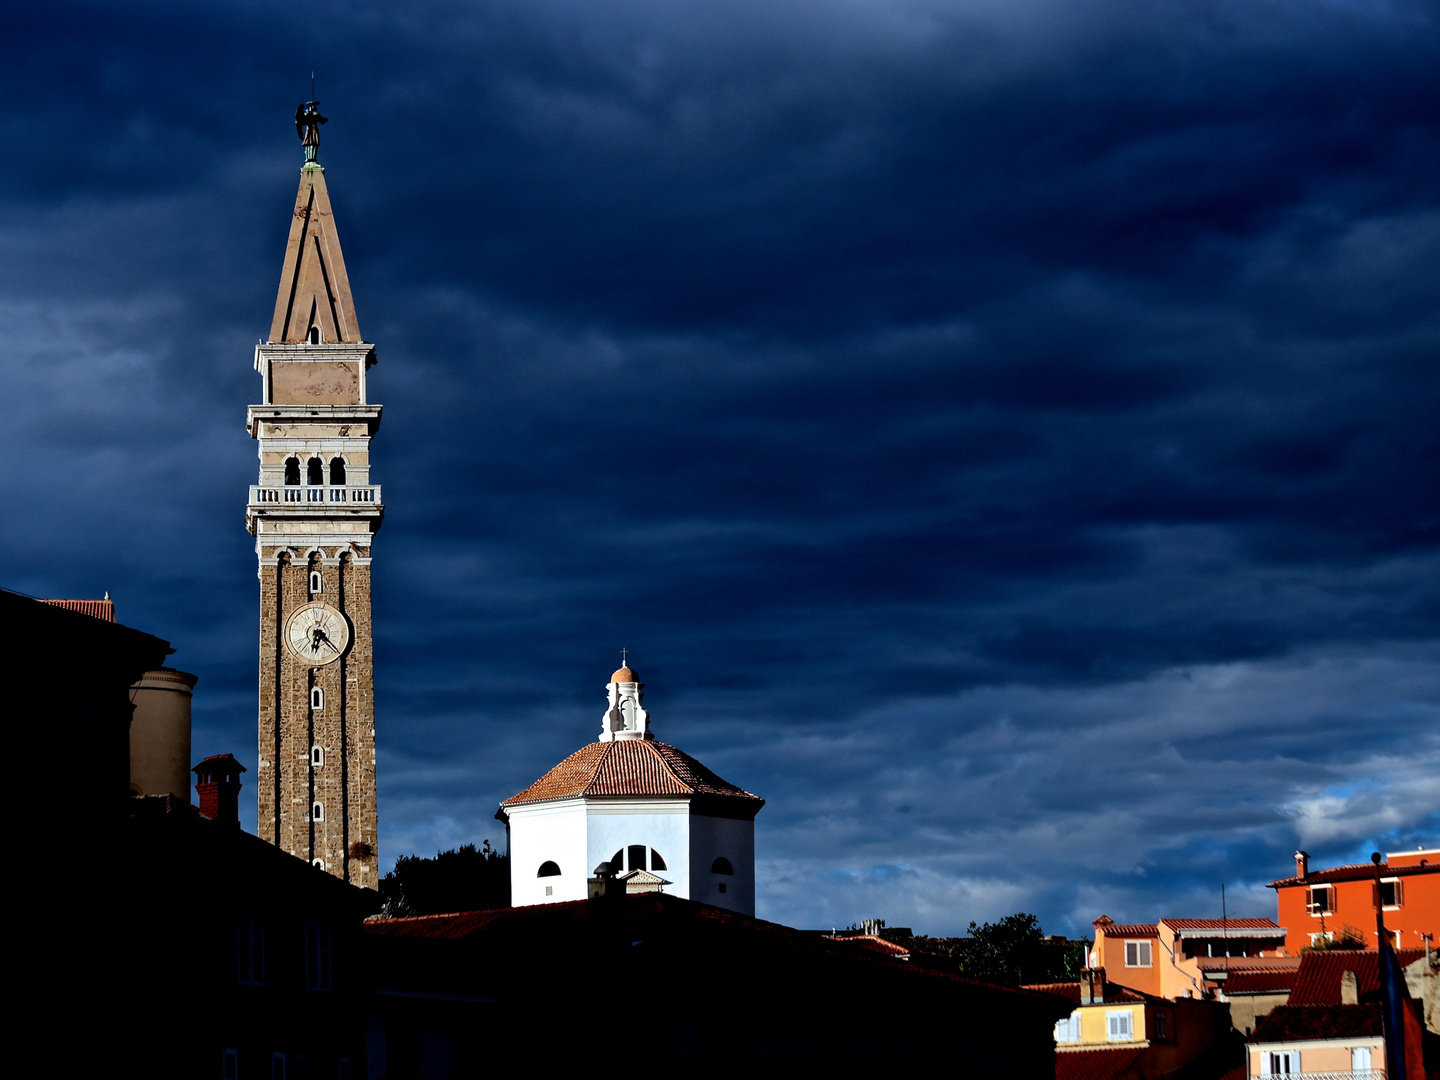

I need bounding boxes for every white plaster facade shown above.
[501,667,762,915]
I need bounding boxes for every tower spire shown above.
[270,106,359,346]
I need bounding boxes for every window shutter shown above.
[1394,880,1404,906]
[1259,1051,1271,1076]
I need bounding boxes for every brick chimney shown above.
[1295,850,1309,879]
[193,754,246,826]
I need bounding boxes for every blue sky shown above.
[2,0,1437,935]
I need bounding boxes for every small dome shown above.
[611,666,639,683]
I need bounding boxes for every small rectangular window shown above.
[223,1049,239,1080]
[1379,879,1403,908]
[271,1053,287,1080]
[1055,1013,1081,1043]
[1306,885,1335,915]
[337,1061,353,1080]
[310,686,324,711]
[1107,1011,1133,1041]
[312,802,324,822]
[305,921,333,991]
[238,915,265,985]
[311,745,324,767]
[309,570,323,593]
[1154,1010,1170,1040]
[1125,940,1152,967]
[545,885,553,896]
[1265,1050,1299,1075]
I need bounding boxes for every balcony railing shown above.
[1251,1071,1384,1080]
[250,485,381,506]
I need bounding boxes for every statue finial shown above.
[295,100,328,164]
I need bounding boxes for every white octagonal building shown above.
[497,664,764,914]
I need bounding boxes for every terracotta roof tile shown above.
[830,934,910,959]
[1099,923,1159,938]
[1223,969,1299,995]
[1161,918,1283,932]
[1250,1003,1382,1043]
[1022,981,1156,1004]
[500,739,764,808]
[1287,948,1425,1006]
[43,598,115,621]
[1268,861,1438,888]
[1055,1047,1148,1080]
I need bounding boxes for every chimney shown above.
[193,753,246,826]
[1082,967,1108,1004]
[1295,850,1309,879]
[1340,970,1358,1006]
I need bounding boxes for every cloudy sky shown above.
[3,0,1437,935]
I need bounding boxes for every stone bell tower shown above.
[245,103,382,887]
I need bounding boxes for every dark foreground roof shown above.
[1251,1003,1382,1043]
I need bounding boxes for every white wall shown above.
[507,800,590,905]
[508,796,757,913]
[689,813,756,915]
[587,798,692,898]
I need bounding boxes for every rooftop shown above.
[499,738,764,811]
[1269,860,1438,888]
[1250,1003,1382,1043]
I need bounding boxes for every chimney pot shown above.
[193,753,246,826]
[1295,850,1309,879]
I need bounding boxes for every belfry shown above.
[245,104,382,887]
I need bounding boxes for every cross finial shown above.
[620,646,628,668]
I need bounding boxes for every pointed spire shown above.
[268,164,362,345]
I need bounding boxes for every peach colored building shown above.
[1093,916,1293,1001]
[1269,849,1439,956]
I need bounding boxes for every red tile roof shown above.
[1161,917,1283,933]
[499,739,764,809]
[1250,1003,1382,1043]
[1022,980,1156,1004]
[43,598,115,621]
[828,934,910,959]
[1268,861,1438,888]
[1223,968,1300,995]
[1286,948,1425,1006]
[1054,1047,1148,1080]
[1098,923,1159,938]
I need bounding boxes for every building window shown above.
[1306,885,1336,915]
[237,915,265,985]
[537,861,561,877]
[610,846,667,873]
[329,457,346,485]
[718,883,727,893]
[311,686,325,711]
[223,1049,239,1079]
[711,857,734,875]
[1055,1013,1081,1044]
[306,457,324,485]
[1310,930,1334,947]
[311,745,324,767]
[305,921,333,991]
[312,858,325,870]
[338,1060,353,1080]
[1154,1010,1170,1041]
[1352,1047,1372,1074]
[312,802,324,822]
[1106,1011,1133,1041]
[1378,879,1403,909]
[309,570,323,593]
[1263,1050,1300,1074]
[545,885,553,896]
[271,1053,287,1080]
[1125,940,1153,967]
[307,325,321,344]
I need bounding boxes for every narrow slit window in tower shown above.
[309,570,322,594]
[311,686,324,711]
[312,802,324,822]
[311,745,324,767]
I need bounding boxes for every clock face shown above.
[285,602,351,667]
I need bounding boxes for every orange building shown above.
[1092,916,1294,1001]
[1269,848,1439,956]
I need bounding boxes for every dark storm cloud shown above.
[1,0,1436,932]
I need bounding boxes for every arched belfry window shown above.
[610,846,667,873]
[311,686,324,711]
[329,457,346,485]
[537,861,561,878]
[284,457,301,486]
[307,457,324,485]
[711,857,734,875]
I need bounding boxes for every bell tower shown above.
[246,103,382,887]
